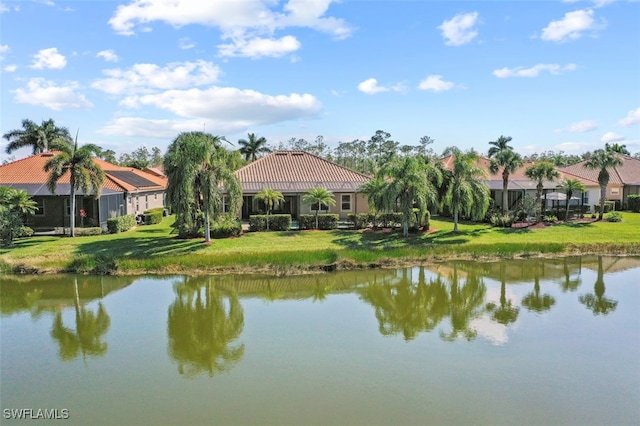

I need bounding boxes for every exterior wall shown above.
[241,191,369,220]
[623,185,640,208]
[124,190,165,215]
[606,184,624,202]
[28,196,65,228]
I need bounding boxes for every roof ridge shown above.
[290,150,373,179]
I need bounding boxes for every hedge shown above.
[348,213,374,230]
[249,214,291,231]
[299,213,339,230]
[143,207,164,225]
[376,212,403,228]
[107,214,136,233]
[74,227,103,236]
[628,194,640,212]
[211,216,242,238]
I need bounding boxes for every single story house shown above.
[0,152,167,230]
[233,151,371,220]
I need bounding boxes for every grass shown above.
[1,213,639,275]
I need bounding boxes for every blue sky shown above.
[1,0,639,162]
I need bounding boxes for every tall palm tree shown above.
[604,143,630,155]
[164,132,242,241]
[442,147,491,233]
[358,176,388,216]
[524,161,559,223]
[584,149,623,220]
[44,136,105,237]
[255,188,284,230]
[238,133,270,162]
[489,149,523,214]
[302,187,336,229]
[487,135,513,158]
[557,178,585,221]
[3,118,72,154]
[378,155,441,237]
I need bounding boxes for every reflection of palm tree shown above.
[311,277,334,302]
[559,257,582,293]
[50,278,110,361]
[522,269,556,313]
[167,277,244,378]
[440,265,487,342]
[486,263,519,325]
[579,256,618,316]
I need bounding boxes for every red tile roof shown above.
[560,155,640,186]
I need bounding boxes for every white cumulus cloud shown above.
[540,9,605,42]
[601,132,625,143]
[357,78,390,95]
[30,47,67,69]
[12,78,93,110]
[96,49,119,62]
[568,120,597,132]
[92,60,221,95]
[618,107,640,126]
[493,63,577,78]
[438,11,479,46]
[4,64,17,72]
[417,75,455,92]
[218,35,301,58]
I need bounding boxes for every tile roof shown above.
[235,151,371,192]
[0,152,167,195]
[560,161,624,185]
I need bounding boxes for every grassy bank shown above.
[2,213,639,275]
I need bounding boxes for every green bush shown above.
[490,214,514,228]
[298,214,339,230]
[17,226,34,237]
[543,215,558,223]
[410,209,430,231]
[73,227,103,236]
[348,213,372,230]
[377,212,402,228]
[628,195,640,212]
[143,207,164,224]
[594,201,615,214]
[107,214,136,233]
[298,214,315,230]
[605,211,622,222]
[211,216,242,238]
[250,214,291,231]
[249,215,267,231]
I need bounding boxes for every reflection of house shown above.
[234,151,371,220]
[0,152,167,230]
[560,155,640,209]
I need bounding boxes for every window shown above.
[582,192,589,205]
[611,188,619,195]
[310,202,329,212]
[154,193,158,200]
[222,196,229,213]
[145,195,149,210]
[34,198,45,216]
[341,194,352,211]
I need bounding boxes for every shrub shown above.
[377,212,402,228]
[543,215,558,223]
[268,214,291,231]
[211,216,242,238]
[348,213,372,230]
[17,226,34,238]
[298,214,339,230]
[74,227,103,236]
[490,214,514,228]
[410,209,430,231]
[628,194,640,212]
[298,214,315,230]
[249,215,267,232]
[605,211,622,222]
[143,207,164,225]
[594,201,615,214]
[107,214,136,233]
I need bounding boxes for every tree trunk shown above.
[565,190,571,222]
[502,173,509,214]
[266,209,270,231]
[315,210,319,229]
[70,176,76,237]
[536,185,543,223]
[204,210,211,243]
[453,206,459,233]
[402,213,408,237]
[598,185,606,220]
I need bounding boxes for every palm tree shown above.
[3,118,72,154]
[605,143,630,155]
[584,149,623,220]
[302,187,336,229]
[44,136,105,237]
[487,135,513,158]
[442,147,491,233]
[557,178,585,221]
[489,149,523,214]
[524,161,559,223]
[0,187,37,215]
[238,133,270,162]
[377,155,441,237]
[358,176,388,216]
[255,188,284,230]
[164,132,242,241]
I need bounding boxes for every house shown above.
[0,152,167,230]
[233,151,371,220]
[560,155,640,210]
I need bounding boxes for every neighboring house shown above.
[560,155,640,210]
[233,151,371,220]
[0,152,167,230]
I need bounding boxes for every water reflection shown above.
[439,265,486,342]
[167,276,245,378]
[485,263,520,326]
[579,256,618,316]
[522,272,556,313]
[559,257,582,292]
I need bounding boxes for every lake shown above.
[1,256,639,425]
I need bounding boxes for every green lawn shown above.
[2,213,639,275]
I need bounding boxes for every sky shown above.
[1,0,639,163]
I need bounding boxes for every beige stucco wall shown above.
[297,192,370,219]
[125,190,166,214]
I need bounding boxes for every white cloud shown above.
[0,44,8,60]
[12,78,93,110]
[179,37,196,50]
[96,49,119,62]
[100,118,218,139]
[92,60,221,95]
[438,11,479,46]
[568,120,597,132]
[30,47,67,69]
[493,63,577,78]
[417,75,455,92]
[601,132,625,143]
[540,9,605,42]
[4,64,17,72]
[618,107,640,126]
[218,35,301,58]
[357,78,389,95]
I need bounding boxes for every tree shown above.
[605,143,630,155]
[255,188,284,230]
[487,135,513,158]
[584,149,623,220]
[164,132,242,241]
[377,155,441,237]
[151,147,163,167]
[302,187,336,229]
[44,136,105,237]
[359,177,389,216]
[0,186,38,246]
[579,256,618,315]
[489,149,523,214]
[3,118,72,155]
[367,130,398,170]
[524,161,559,223]
[442,147,491,233]
[95,147,117,164]
[238,133,270,162]
[557,178,585,221]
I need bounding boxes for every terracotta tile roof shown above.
[0,152,167,196]
[560,160,625,185]
[235,151,372,193]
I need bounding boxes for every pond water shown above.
[1,256,639,425]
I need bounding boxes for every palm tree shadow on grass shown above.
[331,229,433,251]
[74,236,209,260]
